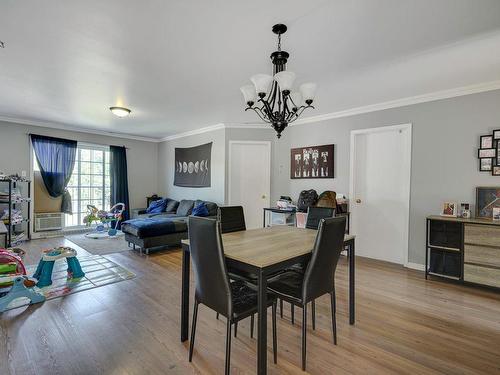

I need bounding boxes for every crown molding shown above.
[159,123,226,142]
[0,115,160,142]
[292,80,500,126]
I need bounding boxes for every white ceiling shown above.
[1,0,500,139]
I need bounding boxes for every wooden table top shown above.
[182,226,355,268]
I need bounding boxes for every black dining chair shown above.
[188,216,278,374]
[267,216,346,371]
[218,206,246,233]
[305,206,336,229]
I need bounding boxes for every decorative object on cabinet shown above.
[460,203,471,219]
[174,142,212,188]
[426,215,500,289]
[476,187,500,218]
[290,144,334,179]
[493,207,500,220]
[440,202,457,217]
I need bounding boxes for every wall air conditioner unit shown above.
[35,212,64,231]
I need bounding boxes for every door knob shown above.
[356,199,362,204]
[261,194,267,199]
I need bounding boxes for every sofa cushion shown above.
[177,200,195,216]
[195,200,218,217]
[146,198,168,213]
[192,202,209,217]
[121,217,187,238]
[165,199,179,213]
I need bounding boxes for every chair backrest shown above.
[305,206,335,229]
[302,216,346,302]
[218,206,246,233]
[188,216,233,316]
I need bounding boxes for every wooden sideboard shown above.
[426,215,500,290]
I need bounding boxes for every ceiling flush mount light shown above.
[109,106,131,118]
[240,24,317,138]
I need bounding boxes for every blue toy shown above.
[33,247,85,288]
[0,276,45,312]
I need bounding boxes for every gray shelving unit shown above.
[0,178,31,247]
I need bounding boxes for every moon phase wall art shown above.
[174,142,212,187]
[290,144,334,179]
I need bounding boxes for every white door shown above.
[350,124,412,265]
[229,141,271,229]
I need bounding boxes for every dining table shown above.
[180,225,355,375]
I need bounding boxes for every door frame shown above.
[227,140,271,210]
[349,123,412,265]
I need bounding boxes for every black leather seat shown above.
[218,206,246,233]
[188,216,278,374]
[267,216,346,371]
[305,206,336,229]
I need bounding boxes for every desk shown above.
[181,226,355,375]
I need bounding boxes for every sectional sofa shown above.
[122,199,218,255]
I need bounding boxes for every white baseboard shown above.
[404,262,425,271]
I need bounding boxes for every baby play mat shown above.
[1,255,135,312]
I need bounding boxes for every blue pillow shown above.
[192,202,209,217]
[146,199,167,213]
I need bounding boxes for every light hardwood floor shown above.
[1,238,499,375]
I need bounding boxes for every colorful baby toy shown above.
[33,246,85,288]
[83,203,125,237]
[0,248,45,312]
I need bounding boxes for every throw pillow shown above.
[146,198,167,213]
[192,202,209,217]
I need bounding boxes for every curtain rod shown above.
[27,133,130,149]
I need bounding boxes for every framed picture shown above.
[290,144,334,179]
[480,135,493,149]
[174,142,212,187]
[478,148,496,158]
[441,202,458,217]
[480,158,493,171]
[476,187,500,218]
[460,203,471,219]
[494,207,500,221]
[493,129,500,140]
[493,166,500,176]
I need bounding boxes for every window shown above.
[65,145,111,227]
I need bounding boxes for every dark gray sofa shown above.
[122,199,217,255]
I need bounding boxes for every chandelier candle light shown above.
[240,24,317,138]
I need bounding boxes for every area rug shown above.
[2,255,135,311]
[65,231,131,255]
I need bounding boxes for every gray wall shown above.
[0,120,158,210]
[157,129,226,204]
[275,89,500,265]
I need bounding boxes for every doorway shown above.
[228,141,271,229]
[349,124,412,265]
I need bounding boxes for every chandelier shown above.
[240,24,317,138]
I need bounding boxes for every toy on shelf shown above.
[33,247,85,288]
[83,203,125,238]
[0,247,45,312]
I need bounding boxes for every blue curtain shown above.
[110,145,130,225]
[31,134,77,214]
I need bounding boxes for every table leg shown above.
[348,239,355,325]
[257,270,268,375]
[181,245,190,342]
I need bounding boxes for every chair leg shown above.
[188,299,199,362]
[234,321,238,338]
[250,314,254,339]
[312,300,316,330]
[272,301,277,364]
[330,290,337,345]
[302,304,307,371]
[291,303,295,325]
[279,299,283,318]
[225,319,232,375]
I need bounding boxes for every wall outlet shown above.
[21,170,27,177]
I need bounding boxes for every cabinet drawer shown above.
[464,244,500,268]
[464,264,500,288]
[464,224,500,248]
